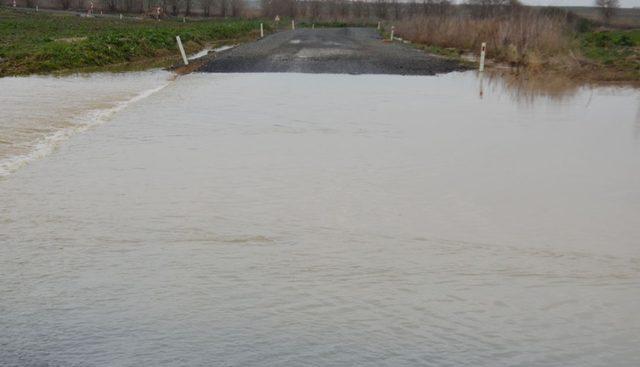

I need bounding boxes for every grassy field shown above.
[0,8,265,76]
[580,29,640,78]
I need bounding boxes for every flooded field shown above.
[1,71,639,366]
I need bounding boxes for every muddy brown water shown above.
[1,71,639,366]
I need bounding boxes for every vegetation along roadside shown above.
[1,1,639,82]
[391,4,639,82]
[0,8,266,76]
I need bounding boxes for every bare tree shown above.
[262,0,294,17]
[392,0,401,19]
[202,0,215,16]
[288,0,296,17]
[595,0,619,24]
[375,0,388,19]
[435,0,451,16]
[184,0,191,15]
[220,0,228,16]
[296,0,307,18]
[230,0,244,16]
[166,0,181,15]
[466,0,508,17]
[103,0,117,11]
[337,0,349,19]
[309,0,321,20]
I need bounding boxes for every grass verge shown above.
[0,7,266,76]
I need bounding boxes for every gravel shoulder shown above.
[199,27,466,75]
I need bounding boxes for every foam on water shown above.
[188,44,237,60]
[0,71,171,176]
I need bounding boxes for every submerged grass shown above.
[0,8,265,76]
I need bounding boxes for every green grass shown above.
[0,8,265,76]
[580,29,640,78]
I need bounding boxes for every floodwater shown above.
[1,71,639,366]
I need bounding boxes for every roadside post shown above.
[479,42,486,72]
[377,21,381,30]
[390,26,394,41]
[119,13,123,19]
[260,23,264,38]
[312,24,315,29]
[176,36,189,66]
[291,19,295,30]
[36,5,38,11]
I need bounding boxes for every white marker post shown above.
[390,26,394,41]
[479,42,486,72]
[176,36,189,66]
[119,13,123,19]
[377,21,381,30]
[260,23,264,38]
[291,19,295,30]
[312,24,315,29]
[36,5,38,11]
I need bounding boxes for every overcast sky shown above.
[521,0,638,7]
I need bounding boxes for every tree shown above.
[595,0,619,25]
[184,0,191,15]
[466,0,508,17]
[392,0,401,19]
[230,0,244,16]
[309,0,321,20]
[166,0,181,15]
[220,0,228,16]
[375,0,388,19]
[202,0,215,16]
[103,0,118,11]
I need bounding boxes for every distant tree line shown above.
[7,0,620,24]
[12,0,246,16]
[261,0,531,21]
[97,0,245,16]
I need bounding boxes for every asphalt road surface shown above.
[199,27,466,75]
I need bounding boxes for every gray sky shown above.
[521,0,638,7]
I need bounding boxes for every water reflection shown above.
[473,68,640,106]
[635,101,640,139]
[476,69,586,103]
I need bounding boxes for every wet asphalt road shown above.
[199,27,465,75]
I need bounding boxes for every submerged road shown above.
[199,27,465,75]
